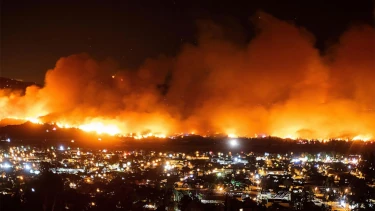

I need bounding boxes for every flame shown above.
[56,122,72,128]
[4,116,43,124]
[352,135,372,141]
[133,133,166,139]
[0,12,374,141]
[228,134,238,138]
[78,122,120,136]
[55,120,167,138]
[25,117,42,124]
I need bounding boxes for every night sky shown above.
[1,0,374,84]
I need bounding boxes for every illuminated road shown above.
[174,188,259,197]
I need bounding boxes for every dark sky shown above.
[1,0,373,84]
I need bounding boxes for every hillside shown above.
[0,77,42,91]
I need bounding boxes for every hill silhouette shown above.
[0,77,41,91]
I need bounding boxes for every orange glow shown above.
[0,12,374,141]
[78,122,120,136]
[352,135,372,141]
[5,116,43,125]
[228,134,238,138]
[25,117,42,124]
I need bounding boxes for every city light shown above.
[0,144,370,208]
[229,139,238,147]
[0,2,372,210]
[1,163,11,169]
[340,200,345,207]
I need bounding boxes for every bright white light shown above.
[299,157,307,162]
[24,164,31,170]
[59,146,64,151]
[229,139,238,147]
[340,200,345,207]
[6,138,10,143]
[31,188,35,192]
[2,163,11,169]
[291,159,300,163]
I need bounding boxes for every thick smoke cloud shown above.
[1,11,374,139]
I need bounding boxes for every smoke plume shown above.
[1,11,374,140]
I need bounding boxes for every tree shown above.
[349,178,372,209]
[178,195,192,211]
[283,179,293,189]
[109,154,120,164]
[23,171,64,211]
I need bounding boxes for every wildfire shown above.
[25,117,42,124]
[55,122,72,129]
[0,13,374,141]
[227,134,238,138]
[78,122,120,136]
[352,135,372,142]
[7,116,168,138]
[133,133,167,139]
[4,116,43,125]
[2,116,373,142]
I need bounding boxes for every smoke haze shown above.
[1,12,374,140]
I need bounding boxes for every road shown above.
[174,187,259,197]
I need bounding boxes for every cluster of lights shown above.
[0,143,370,210]
[133,133,167,139]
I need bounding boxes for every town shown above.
[0,139,374,210]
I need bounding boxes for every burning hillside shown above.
[1,12,374,140]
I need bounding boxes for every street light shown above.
[229,139,238,147]
[340,200,345,207]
